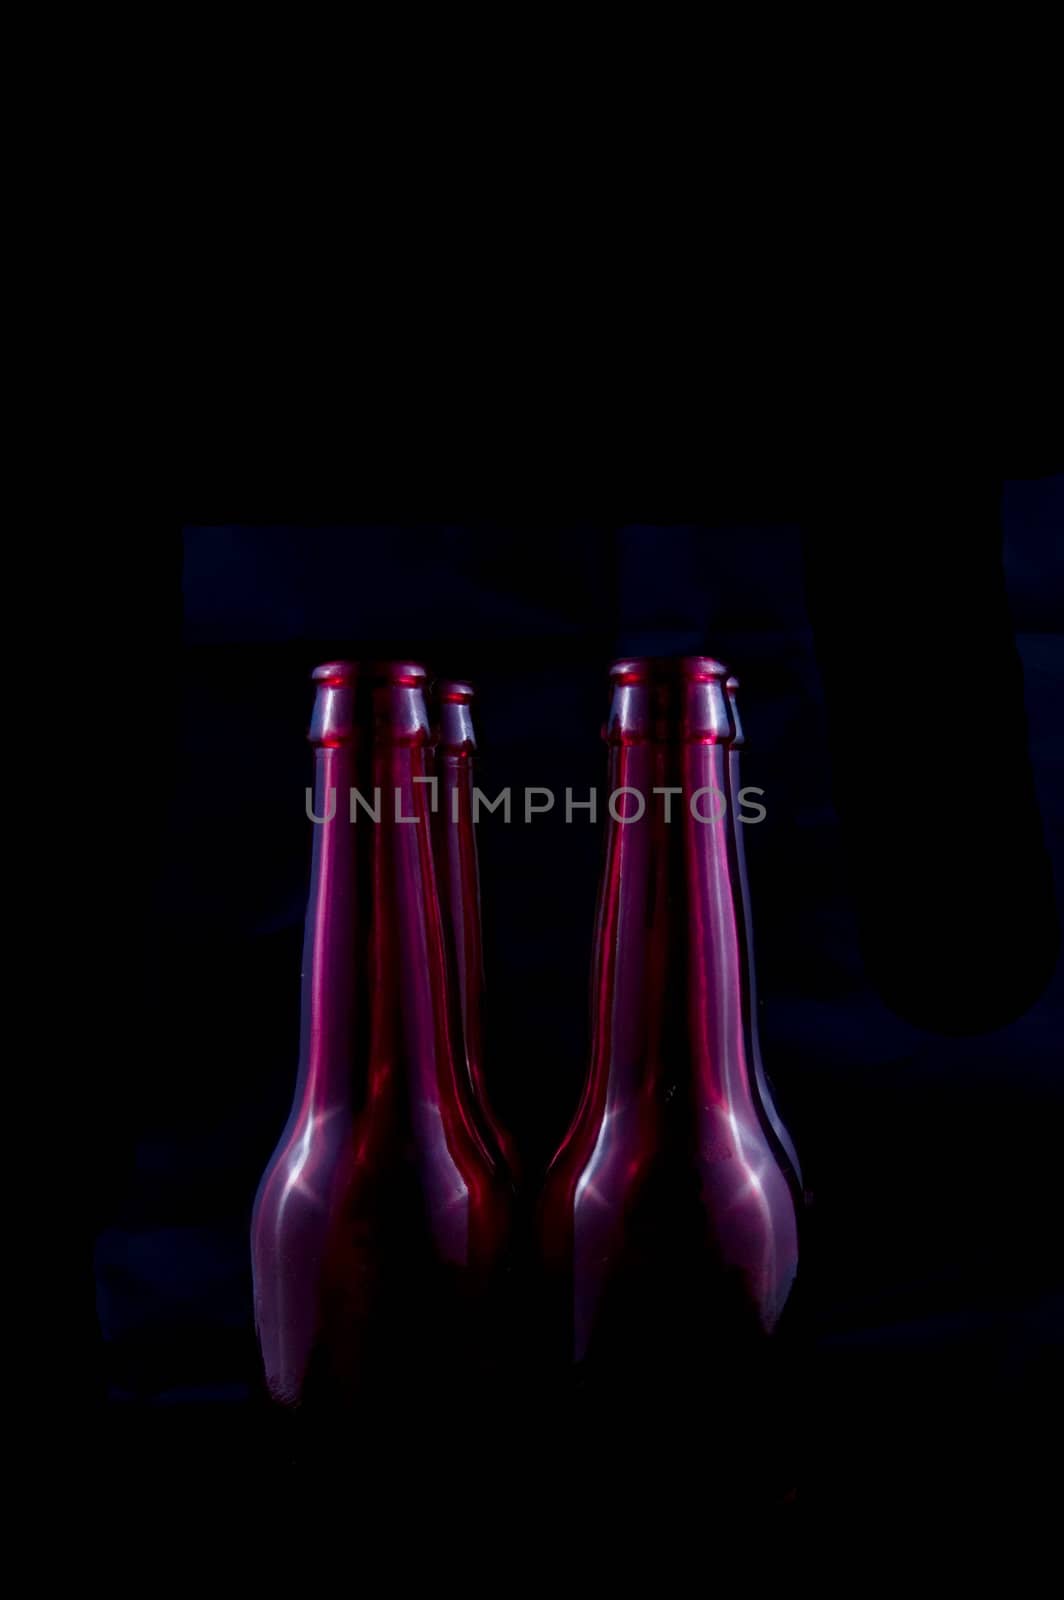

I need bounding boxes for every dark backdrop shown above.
[92,487,1063,1518]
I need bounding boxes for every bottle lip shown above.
[606,655,732,745]
[724,675,744,746]
[609,654,728,684]
[367,660,428,686]
[437,679,475,704]
[311,661,430,686]
[309,660,359,747]
[311,660,359,686]
[436,679,476,753]
[308,661,430,750]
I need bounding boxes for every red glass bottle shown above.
[251,661,511,1438]
[251,661,361,1410]
[433,679,519,1179]
[538,656,801,1505]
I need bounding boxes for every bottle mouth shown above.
[312,660,359,687]
[606,655,733,745]
[311,661,430,686]
[437,680,474,705]
[724,676,744,748]
[309,661,360,747]
[309,661,433,748]
[435,679,476,752]
[366,661,428,687]
[609,655,728,685]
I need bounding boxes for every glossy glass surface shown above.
[540,658,800,1374]
[433,680,519,1179]
[725,673,805,1202]
[250,663,511,1419]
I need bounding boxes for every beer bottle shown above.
[539,656,801,1510]
[251,661,361,1411]
[251,662,511,1454]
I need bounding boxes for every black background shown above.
[91,486,1062,1524]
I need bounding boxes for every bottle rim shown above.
[311,662,431,686]
[609,655,728,684]
[366,660,428,686]
[311,660,359,686]
[437,679,475,704]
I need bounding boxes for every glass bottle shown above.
[251,661,511,1445]
[538,656,801,1508]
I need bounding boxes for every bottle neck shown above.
[369,729,496,1181]
[679,738,758,1117]
[436,746,481,1027]
[585,739,673,1109]
[435,682,478,1024]
[298,742,359,1116]
[587,728,758,1117]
